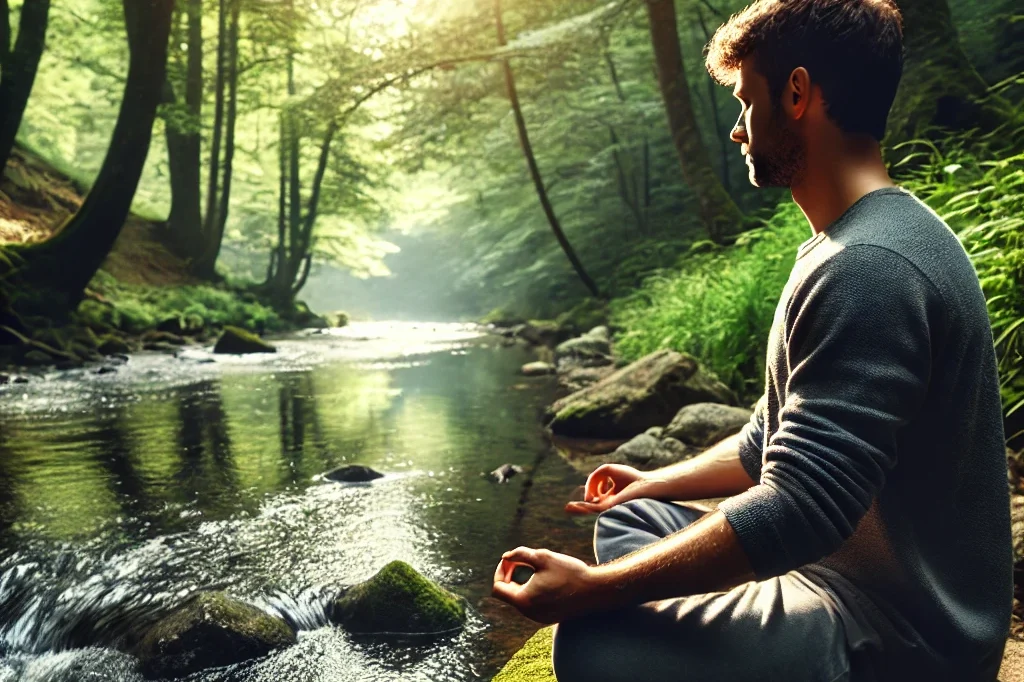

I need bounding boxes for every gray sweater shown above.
[718,187,1012,681]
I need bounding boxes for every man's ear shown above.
[784,67,811,120]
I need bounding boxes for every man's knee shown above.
[595,498,655,533]
[551,620,602,682]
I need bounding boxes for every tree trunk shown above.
[495,0,601,299]
[1,0,10,69]
[0,0,50,171]
[886,0,1008,147]
[202,0,227,243]
[194,0,239,279]
[7,0,174,309]
[695,5,730,195]
[646,0,744,243]
[165,0,203,256]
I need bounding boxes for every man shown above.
[491,1,1013,680]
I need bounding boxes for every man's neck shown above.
[790,133,895,235]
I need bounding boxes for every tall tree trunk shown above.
[285,39,302,283]
[646,0,743,243]
[495,0,601,299]
[7,0,174,310]
[605,49,647,236]
[0,0,50,171]
[202,0,227,243]
[195,0,239,278]
[886,0,1009,147]
[1,0,10,66]
[165,0,203,256]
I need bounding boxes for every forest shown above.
[0,0,1022,679]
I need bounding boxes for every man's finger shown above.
[491,579,525,608]
[502,546,542,566]
[565,500,605,515]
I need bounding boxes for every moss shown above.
[213,326,276,354]
[332,560,466,635]
[492,627,556,682]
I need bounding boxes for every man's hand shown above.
[564,463,664,515]
[491,547,604,624]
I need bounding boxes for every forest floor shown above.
[0,145,197,287]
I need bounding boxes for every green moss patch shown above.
[492,627,556,682]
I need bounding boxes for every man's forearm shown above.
[591,509,756,606]
[643,432,758,501]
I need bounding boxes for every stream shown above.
[0,322,593,681]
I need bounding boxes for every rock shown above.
[98,336,132,356]
[490,463,523,483]
[546,350,736,440]
[157,315,205,336]
[612,434,693,469]
[142,331,188,347]
[331,561,466,636]
[521,362,555,377]
[213,326,276,355]
[13,376,28,384]
[144,341,181,354]
[513,321,571,348]
[586,325,610,342]
[323,465,384,483]
[134,592,296,679]
[96,366,118,375]
[557,366,615,394]
[22,349,53,366]
[0,374,8,385]
[553,331,613,372]
[645,426,664,439]
[55,358,85,371]
[664,403,754,448]
[492,626,555,682]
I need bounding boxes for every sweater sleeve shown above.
[736,394,767,482]
[719,245,938,578]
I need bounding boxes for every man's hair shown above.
[705,0,904,141]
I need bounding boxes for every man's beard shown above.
[748,113,806,188]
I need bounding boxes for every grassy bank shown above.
[610,138,1024,424]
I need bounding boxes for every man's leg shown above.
[552,499,851,682]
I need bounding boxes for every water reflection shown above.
[0,324,592,680]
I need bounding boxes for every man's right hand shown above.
[564,463,665,515]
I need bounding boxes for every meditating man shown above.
[491,1,1013,680]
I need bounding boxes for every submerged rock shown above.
[664,403,754,448]
[521,361,555,377]
[546,350,736,440]
[331,561,466,636]
[323,464,384,483]
[134,592,296,679]
[213,326,276,355]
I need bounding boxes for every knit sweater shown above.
[718,187,1012,681]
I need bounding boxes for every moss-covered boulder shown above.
[493,627,555,682]
[134,592,296,679]
[546,350,736,440]
[331,560,466,636]
[664,403,754,448]
[213,326,276,354]
[554,329,613,371]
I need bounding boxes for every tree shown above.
[4,0,175,312]
[0,0,50,171]
[495,0,602,299]
[645,0,744,243]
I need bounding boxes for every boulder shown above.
[521,362,555,377]
[513,321,571,348]
[323,465,384,483]
[557,366,615,394]
[331,561,466,636]
[665,403,754,448]
[546,350,736,440]
[611,434,693,470]
[98,336,132,356]
[213,326,276,355]
[553,331,613,372]
[134,592,296,679]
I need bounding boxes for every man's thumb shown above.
[564,500,605,515]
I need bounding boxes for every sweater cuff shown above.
[718,484,791,579]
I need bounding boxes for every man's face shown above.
[730,58,806,188]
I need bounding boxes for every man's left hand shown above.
[491,547,606,624]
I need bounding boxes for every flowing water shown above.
[0,322,594,681]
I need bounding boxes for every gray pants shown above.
[551,499,853,682]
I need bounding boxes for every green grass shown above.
[611,136,1024,420]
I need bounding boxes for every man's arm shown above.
[643,431,759,500]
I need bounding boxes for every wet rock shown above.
[157,315,205,337]
[554,329,613,372]
[96,366,118,375]
[13,376,28,384]
[546,350,736,440]
[213,326,276,355]
[98,336,132,356]
[645,426,664,439]
[664,403,754,448]
[134,592,296,679]
[331,561,466,636]
[557,366,615,394]
[0,373,8,385]
[612,434,693,469]
[323,464,384,483]
[490,463,523,483]
[521,362,555,377]
[22,349,53,366]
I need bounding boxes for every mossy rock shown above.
[331,560,466,636]
[133,591,296,679]
[493,627,555,682]
[514,320,572,348]
[213,326,276,355]
[546,350,737,440]
[98,335,132,356]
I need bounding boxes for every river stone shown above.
[134,592,296,679]
[553,332,613,372]
[323,464,384,483]
[513,321,570,348]
[613,434,693,469]
[546,350,736,439]
[557,365,615,394]
[522,362,555,377]
[665,403,754,448]
[213,326,276,354]
[331,560,466,636]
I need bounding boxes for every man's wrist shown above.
[586,561,635,610]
